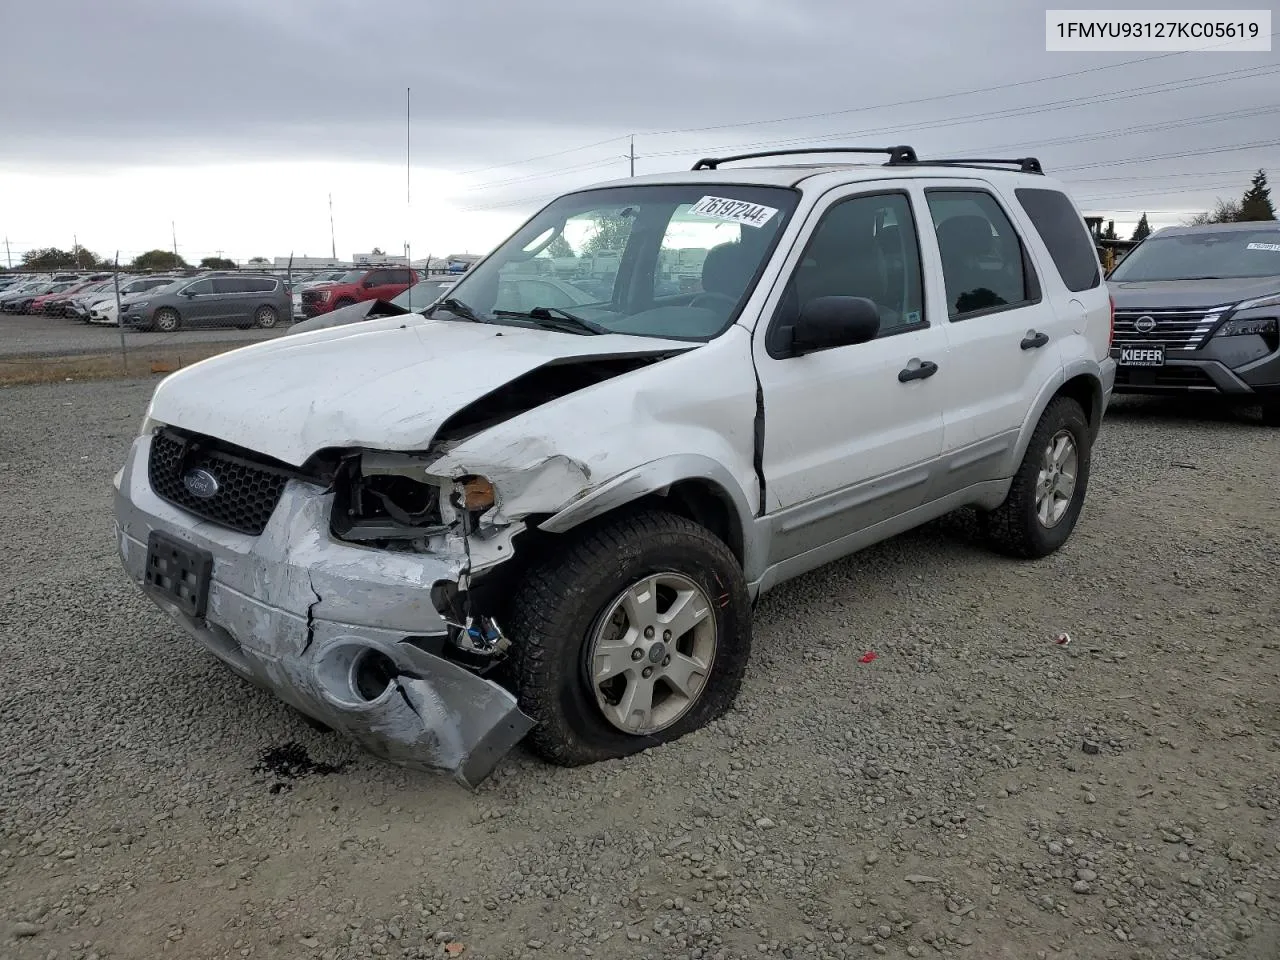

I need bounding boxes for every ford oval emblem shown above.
[183,468,220,499]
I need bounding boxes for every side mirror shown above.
[363,279,377,288]
[787,296,881,355]
[183,289,196,297]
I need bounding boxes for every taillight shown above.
[1108,294,1115,346]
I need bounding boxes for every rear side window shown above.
[1015,188,1101,292]
[212,278,242,294]
[926,189,1040,319]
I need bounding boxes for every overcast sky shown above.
[1,0,1277,265]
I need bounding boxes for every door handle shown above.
[1021,330,1049,350]
[898,359,939,383]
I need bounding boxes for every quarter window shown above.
[1015,188,1100,292]
[926,190,1038,318]
[776,191,926,343]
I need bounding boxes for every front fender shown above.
[538,453,765,581]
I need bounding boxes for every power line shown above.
[636,63,1280,161]
[643,31,1280,137]
[440,31,1277,182]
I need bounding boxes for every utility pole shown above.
[329,193,336,261]
[3,236,10,269]
[171,221,178,259]
[629,134,635,177]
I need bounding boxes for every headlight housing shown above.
[1214,292,1280,341]
[130,301,149,309]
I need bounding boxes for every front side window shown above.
[438,184,798,341]
[183,279,213,296]
[927,190,1038,318]
[1109,227,1280,281]
[774,191,926,345]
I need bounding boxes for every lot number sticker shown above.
[1246,242,1280,252]
[688,196,779,228]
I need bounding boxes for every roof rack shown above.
[903,157,1044,175]
[691,145,918,170]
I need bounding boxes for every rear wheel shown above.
[153,308,181,333]
[509,509,751,767]
[981,396,1092,559]
[254,305,279,329]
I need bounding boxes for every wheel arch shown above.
[1003,362,1103,477]
[537,455,762,578]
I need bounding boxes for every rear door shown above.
[212,277,251,325]
[918,182,1070,486]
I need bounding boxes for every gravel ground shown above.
[0,314,288,359]
[1,380,1277,960]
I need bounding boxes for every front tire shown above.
[153,308,181,333]
[509,509,751,767]
[982,396,1092,559]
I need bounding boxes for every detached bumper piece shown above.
[115,434,534,787]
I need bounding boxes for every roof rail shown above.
[691,145,918,170]
[904,156,1044,174]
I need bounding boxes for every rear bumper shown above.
[113,433,533,786]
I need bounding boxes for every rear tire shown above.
[508,509,751,767]
[254,305,279,329]
[153,308,181,333]
[981,396,1091,559]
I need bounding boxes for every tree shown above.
[200,256,237,270]
[131,249,189,271]
[1130,213,1151,242]
[21,247,76,270]
[546,234,575,258]
[1238,169,1276,222]
[581,212,634,258]
[1185,199,1242,226]
[248,256,269,264]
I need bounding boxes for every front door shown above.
[177,279,222,327]
[754,186,948,564]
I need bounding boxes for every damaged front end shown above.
[114,432,536,788]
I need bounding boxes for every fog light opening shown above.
[352,649,399,702]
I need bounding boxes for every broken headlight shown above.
[331,453,448,542]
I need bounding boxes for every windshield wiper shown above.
[429,297,488,323]
[492,305,608,336]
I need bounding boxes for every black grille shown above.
[301,290,325,304]
[147,430,293,535]
[1113,307,1221,351]
[1115,366,1218,390]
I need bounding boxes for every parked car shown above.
[58,279,116,318]
[298,267,419,318]
[114,146,1114,786]
[289,270,352,319]
[27,283,76,315]
[0,281,52,312]
[121,275,290,331]
[44,279,111,317]
[83,277,178,324]
[1107,221,1280,425]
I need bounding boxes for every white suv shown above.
[114,146,1116,785]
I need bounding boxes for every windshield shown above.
[392,279,454,311]
[438,184,799,341]
[1110,228,1280,281]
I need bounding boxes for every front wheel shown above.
[509,509,751,767]
[153,308,181,333]
[981,396,1092,559]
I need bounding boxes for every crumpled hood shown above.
[1108,276,1280,310]
[146,314,695,466]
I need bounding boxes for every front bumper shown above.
[1112,336,1280,399]
[114,434,533,787]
